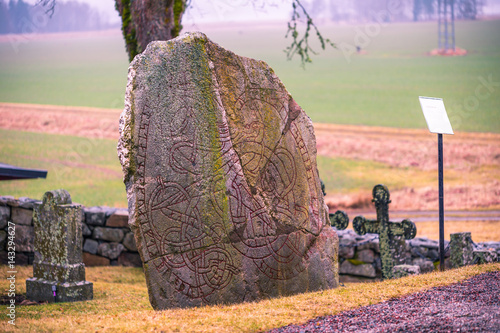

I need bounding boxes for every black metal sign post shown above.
[419,96,454,271]
[438,133,445,271]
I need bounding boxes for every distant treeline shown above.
[0,0,116,35]
[304,0,485,23]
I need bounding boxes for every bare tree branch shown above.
[285,0,336,67]
[35,0,56,18]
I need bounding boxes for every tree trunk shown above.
[115,0,186,62]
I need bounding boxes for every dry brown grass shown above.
[415,220,500,242]
[1,263,499,332]
[336,212,500,243]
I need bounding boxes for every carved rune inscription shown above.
[120,34,332,307]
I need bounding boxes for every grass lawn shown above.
[0,20,499,132]
[0,129,126,207]
[1,263,498,332]
[0,129,435,207]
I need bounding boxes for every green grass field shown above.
[0,19,499,206]
[0,129,126,207]
[0,20,499,132]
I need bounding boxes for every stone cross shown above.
[26,190,93,302]
[329,210,349,230]
[353,184,417,279]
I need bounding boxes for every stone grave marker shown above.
[353,184,417,279]
[451,232,498,267]
[450,232,473,268]
[26,190,93,302]
[117,32,339,309]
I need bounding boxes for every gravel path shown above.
[268,271,500,333]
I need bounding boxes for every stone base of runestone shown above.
[26,277,93,303]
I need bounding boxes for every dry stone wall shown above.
[0,196,141,268]
[337,229,500,282]
[1,196,499,281]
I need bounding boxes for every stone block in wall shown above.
[83,252,110,266]
[480,242,500,250]
[92,227,125,243]
[122,232,137,252]
[479,242,500,258]
[357,249,375,263]
[357,238,380,253]
[83,239,99,255]
[0,206,10,229]
[4,251,33,265]
[392,264,420,278]
[427,249,439,262]
[14,225,34,252]
[0,230,6,250]
[473,249,498,264]
[106,209,128,227]
[97,242,124,260]
[403,251,413,265]
[408,238,439,250]
[410,245,428,259]
[17,197,39,209]
[84,207,108,226]
[0,196,14,206]
[338,233,356,258]
[11,207,33,225]
[118,252,142,267]
[339,245,355,259]
[339,260,376,278]
[82,223,92,237]
[412,258,435,273]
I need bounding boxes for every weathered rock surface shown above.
[11,207,33,225]
[0,206,10,229]
[450,232,474,268]
[97,242,125,260]
[392,264,421,278]
[26,189,93,303]
[357,249,375,263]
[106,209,129,227]
[473,249,497,264]
[83,252,110,266]
[92,227,125,243]
[117,32,338,309]
[14,225,34,252]
[339,260,376,278]
[83,239,99,255]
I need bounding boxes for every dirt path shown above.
[1,102,499,211]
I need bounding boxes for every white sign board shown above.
[419,96,454,135]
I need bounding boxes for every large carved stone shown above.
[117,32,338,309]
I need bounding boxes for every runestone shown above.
[118,32,338,309]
